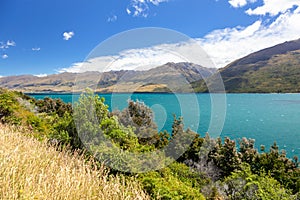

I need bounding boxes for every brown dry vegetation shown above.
[0,124,149,200]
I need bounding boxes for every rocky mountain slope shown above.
[0,62,216,93]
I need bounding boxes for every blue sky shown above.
[1,0,300,76]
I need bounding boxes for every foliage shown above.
[113,100,171,148]
[138,162,206,200]
[183,134,300,195]
[209,137,242,177]
[0,89,22,124]
[255,142,300,193]
[35,97,72,117]
[1,88,299,199]
[165,116,197,161]
[184,133,222,181]
[73,89,138,151]
[222,164,296,200]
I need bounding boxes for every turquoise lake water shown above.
[29,93,300,159]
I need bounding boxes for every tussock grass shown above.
[0,124,149,200]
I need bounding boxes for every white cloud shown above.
[58,41,213,73]
[0,40,16,49]
[199,8,300,68]
[149,0,168,6]
[228,0,247,8]
[34,74,48,77]
[246,0,300,16]
[0,43,6,49]
[107,15,117,22]
[127,0,168,17]
[63,31,75,40]
[2,54,8,59]
[6,40,16,47]
[228,0,256,8]
[32,47,41,51]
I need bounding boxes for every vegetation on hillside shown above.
[0,87,299,199]
[0,123,149,199]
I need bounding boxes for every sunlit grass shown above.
[0,124,149,200]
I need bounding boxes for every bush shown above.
[222,164,296,200]
[138,162,206,200]
[0,90,22,124]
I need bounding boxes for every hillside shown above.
[0,88,298,199]
[221,38,300,93]
[0,123,149,199]
[0,62,216,93]
[194,38,300,93]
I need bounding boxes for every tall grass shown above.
[0,124,149,200]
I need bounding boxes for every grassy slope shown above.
[221,49,300,93]
[0,124,149,200]
[0,88,208,200]
[192,39,300,93]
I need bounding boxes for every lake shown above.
[29,93,300,159]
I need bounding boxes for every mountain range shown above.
[0,62,216,93]
[0,38,300,93]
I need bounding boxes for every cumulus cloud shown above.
[127,0,168,17]
[0,40,16,49]
[58,41,213,73]
[2,54,8,59]
[32,47,41,51]
[63,31,75,40]
[58,47,186,73]
[107,15,117,22]
[228,0,256,8]
[6,40,16,47]
[34,74,48,77]
[246,0,300,16]
[229,0,247,8]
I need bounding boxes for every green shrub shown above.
[138,162,206,200]
[222,164,296,200]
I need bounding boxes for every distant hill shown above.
[0,72,102,93]
[3,38,300,93]
[0,62,216,93]
[193,38,300,93]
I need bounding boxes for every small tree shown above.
[209,137,242,178]
[113,100,171,148]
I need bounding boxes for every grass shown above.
[0,123,149,200]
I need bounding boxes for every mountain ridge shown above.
[0,62,216,93]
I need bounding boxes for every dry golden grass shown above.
[0,124,149,200]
